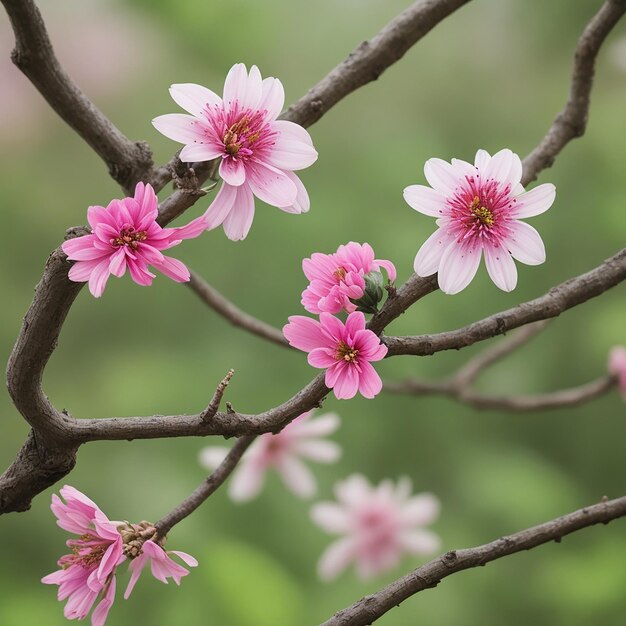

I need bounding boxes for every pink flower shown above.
[124,540,198,599]
[302,242,397,314]
[404,148,556,294]
[311,475,441,581]
[199,411,341,501]
[283,311,387,400]
[42,486,126,626]
[608,346,626,399]
[152,63,317,241]
[62,182,207,297]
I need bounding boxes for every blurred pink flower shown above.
[405,148,555,294]
[283,311,387,399]
[608,346,626,399]
[302,242,396,314]
[153,63,317,240]
[42,486,126,626]
[124,540,198,599]
[62,182,206,297]
[199,411,341,501]
[311,475,441,581]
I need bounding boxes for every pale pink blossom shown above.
[283,311,387,400]
[608,346,626,399]
[199,411,341,501]
[62,183,207,297]
[405,148,556,294]
[152,63,317,240]
[42,486,126,626]
[311,475,441,581]
[124,540,198,599]
[302,242,397,314]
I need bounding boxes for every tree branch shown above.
[385,248,626,357]
[521,0,626,186]
[321,495,626,626]
[154,435,255,537]
[0,0,154,192]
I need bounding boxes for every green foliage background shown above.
[1,0,625,624]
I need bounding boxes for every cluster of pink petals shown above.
[124,540,198,599]
[311,475,441,580]
[153,63,317,241]
[405,148,556,294]
[283,311,387,400]
[608,346,626,399]
[43,486,197,626]
[199,410,341,501]
[42,486,126,626]
[301,242,397,314]
[62,183,206,297]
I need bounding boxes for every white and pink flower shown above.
[283,311,387,400]
[404,148,556,294]
[153,63,317,240]
[199,411,341,501]
[42,486,126,626]
[311,475,441,580]
[302,242,396,314]
[62,182,207,297]
[608,346,626,399]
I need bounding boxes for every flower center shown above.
[469,196,495,228]
[112,225,147,250]
[65,534,109,569]
[333,267,347,281]
[335,341,358,362]
[223,115,261,156]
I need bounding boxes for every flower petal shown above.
[317,537,356,581]
[204,182,237,230]
[219,157,246,186]
[259,77,285,120]
[179,142,223,162]
[414,228,455,277]
[283,316,324,352]
[152,113,204,145]
[169,83,221,117]
[403,185,448,217]
[505,221,546,265]
[438,239,482,295]
[511,183,556,218]
[276,455,316,498]
[222,184,255,241]
[483,242,518,292]
[246,162,298,207]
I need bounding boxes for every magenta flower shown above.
[311,475,441,580]
[608,346,626,399]
[124,540,198,599]
[283,311,387,400]
[404,148,556,294]
[152,63,318,240]
[302,242,397,314]
[199,411,341,501]
[62,182,207,297]
[42,486,126,626]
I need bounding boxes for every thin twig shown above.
[521,0,626,186]
[188,271,289,349]
[200,370,235,422]
[154,435,255,537]
[321,495,626,626]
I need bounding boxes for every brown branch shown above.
[0,0,154,192]
[188,271,289,349]
[385,247,626,357]
[200,370,235,422]
[521,0,626,186]
[154,435,255,537]
[321,495,626,626]
[385,375,617,412]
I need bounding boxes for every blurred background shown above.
[1,0,625,624]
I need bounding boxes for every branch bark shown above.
[321,495,626,626]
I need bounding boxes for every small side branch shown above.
[200,370,235,422]
[188,271,289,349]
[521,0,626,186]
[321,495,626,626]
[154,435,255,537]
[1,0,154,191]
